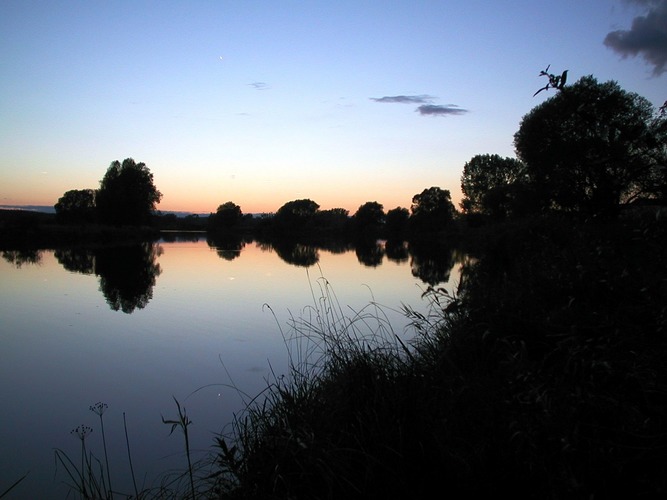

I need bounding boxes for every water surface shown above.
[0,235,462,498]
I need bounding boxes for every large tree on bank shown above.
[514,76,666,217]
[96,158,162,226]
[460,154,529,219]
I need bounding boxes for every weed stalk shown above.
[162,397,196,500]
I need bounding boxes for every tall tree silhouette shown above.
[96,158,162,226]
[516,76,666,217]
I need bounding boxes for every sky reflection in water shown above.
[0,237,462,498]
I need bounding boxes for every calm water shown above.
[0,234,463,498]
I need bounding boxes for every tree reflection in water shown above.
[54,248,95,274]
[8,238,462,314]
[54,243,163,313]
[254,239,460,288]
[206,234,248,261]
[355,241,384,267]
[97,244,162,313]
[408,242,457,286]
[1,249,42,268]
[270,240,320,267]
[385,240,409,264]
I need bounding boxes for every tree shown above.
[274,199,320,233]
[54,189,96,223]
[96,158,162,226]
[409,187,456,235]
[514,76,666,217]
[460,154,529,219]
[314,208,350,235]
[209,202,243,231]
[352,201,385,234]
[385,207,410,239]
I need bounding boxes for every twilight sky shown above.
[1,0,666,214]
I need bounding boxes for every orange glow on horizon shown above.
[158,186,464,215]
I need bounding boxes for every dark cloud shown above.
[416,104,468,116]
[370,95,435,104]
[604,0,667,75]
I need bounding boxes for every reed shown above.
[54,403,151,499]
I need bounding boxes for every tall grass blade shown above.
[0,472,28,499]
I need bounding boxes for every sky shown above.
[1,0,666,215]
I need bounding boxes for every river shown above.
[0,233,464,498]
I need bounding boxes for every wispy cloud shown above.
[249,82,270,90]
[369,95,435,104]
[416,104,468,116]
[604,0,667,75]
[371,93,467,117]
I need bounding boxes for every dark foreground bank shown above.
[191,213,665,499]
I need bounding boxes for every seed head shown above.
[71,425,93,441]
[90,402,108,416]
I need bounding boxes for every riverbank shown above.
[0,210,160,249]
[204,213,667,498]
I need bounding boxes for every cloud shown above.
[604,0,667,75]
[371,94,468,117]
[370,95,435,104]
[416,104,468,116]
[249,82,270,90]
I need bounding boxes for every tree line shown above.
[55,75,667,238]
[54,158,162,226]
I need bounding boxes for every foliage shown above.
[273,199,320,234]
[460,154,529,219]
[209,201,244,231]
[514,76,666,217]
[162,397,197,500]
[54,403,147,499]
[313,208,350,236]
[96,158,162,226]
[385,206,410,239]
[409,186,456,236]
[352,201,385,235]
[55,189,97,224]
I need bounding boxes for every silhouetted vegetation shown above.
[55,189,97,224]
[460,154,530,221]
[0,209,160,248]
[208,202,245,233]
[201,213,666,499]
[352,201,385,239]
[408,186,457,239]
[96,158,162,226]
[515,76,666,218]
